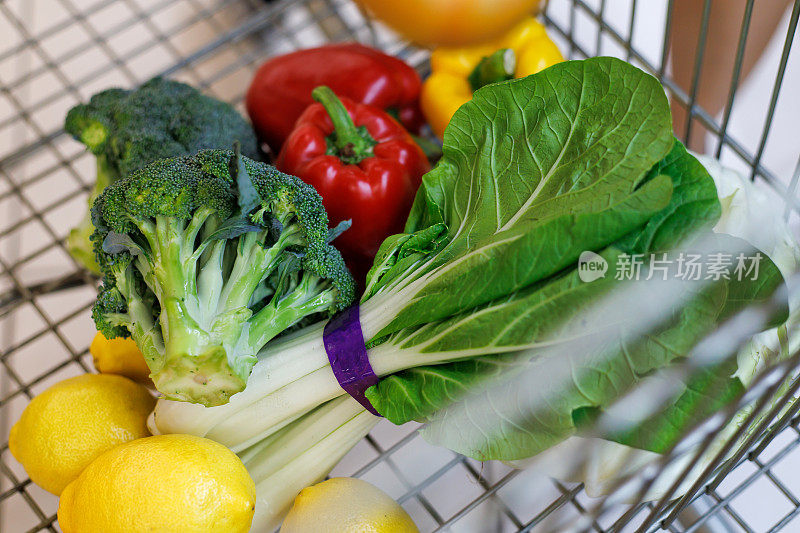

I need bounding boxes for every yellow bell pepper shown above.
[421,18,564,138]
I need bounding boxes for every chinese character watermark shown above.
[676,253,702,281]
[577,251,764,283]
[614,254,644,281]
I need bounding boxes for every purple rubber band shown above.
[323,305,381,416]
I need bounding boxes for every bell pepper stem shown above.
[468,48,516,92]
[312,86,377,165]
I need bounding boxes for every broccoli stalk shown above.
[65,77,259,273]
[67,155,116,271]
[92,149,354,406]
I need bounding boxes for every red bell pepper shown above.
[246,43,424,152]
[276,86,429,277]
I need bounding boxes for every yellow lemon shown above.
[281,477,419,533]
[58,434,256,533]
[90,331,152,384]
[9,373,154,495]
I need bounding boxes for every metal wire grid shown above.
[1,0,800,531]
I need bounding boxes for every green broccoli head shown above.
[65,77,259,177]
[66,77,259,273]
[91,150,354,406]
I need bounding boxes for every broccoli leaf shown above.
[231,141,261,216]
[102,232,146,257]
[203,218,263,243]
[328,220,352,243]
[197,146,267,245]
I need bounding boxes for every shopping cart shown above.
[1,0,799,531]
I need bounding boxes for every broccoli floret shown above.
[65,77,259,273]
[91,149,354,406]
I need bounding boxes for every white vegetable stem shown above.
[241,396,378,532]
[152,321,336,450]
[151,307,458,449]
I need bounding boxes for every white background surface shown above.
[0,0,799,531]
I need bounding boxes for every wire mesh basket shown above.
[1,0,800,531]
